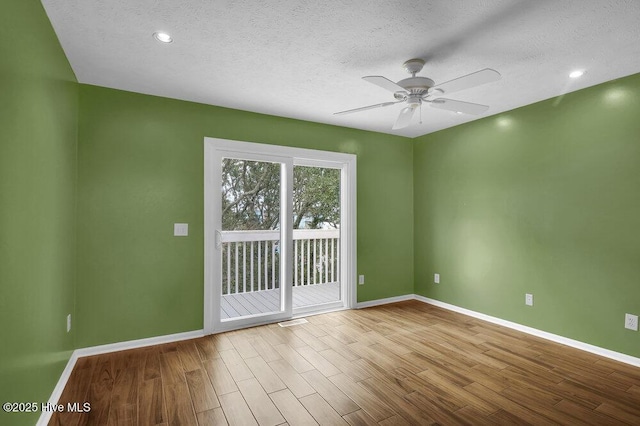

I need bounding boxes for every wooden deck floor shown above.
[51,300,640,425]
[221,282,341,319]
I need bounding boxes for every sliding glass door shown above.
[206,148,293,332]
[205,138,356,334]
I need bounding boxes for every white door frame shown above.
[204,138,357,334]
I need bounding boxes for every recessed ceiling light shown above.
[569,70,584,79]
[153,32,173,43]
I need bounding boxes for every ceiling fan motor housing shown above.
[398,77,434,95]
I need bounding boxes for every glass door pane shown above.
[292,165,341,309]
[220,158,286,321]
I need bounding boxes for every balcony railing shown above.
[220,229,340,295]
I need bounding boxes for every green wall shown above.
[4,2,640,416]
[414,73,640,357]
[0,1,78,425]
[75,85,414,348]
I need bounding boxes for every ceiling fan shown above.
[334,58,501,129]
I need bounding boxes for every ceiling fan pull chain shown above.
[419,102,423,124]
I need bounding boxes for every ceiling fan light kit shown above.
[335,58,501,130]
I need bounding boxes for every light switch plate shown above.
[434,273,440,284]
[174,223,189,236]
[358,275,365,285]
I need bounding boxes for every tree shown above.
[222,160,340,231]
[293,166,340,229]
[222,159,281,230]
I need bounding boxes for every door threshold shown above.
[292,302,348,319]
[210,305,349,334]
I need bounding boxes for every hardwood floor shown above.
[50,301,640,425]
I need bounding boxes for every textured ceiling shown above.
[41,0,640,138]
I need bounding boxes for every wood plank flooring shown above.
[50,301,640,425]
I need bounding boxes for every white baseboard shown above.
[75,329,205,357]
[414,294,640,368]
[37,329,204,425]
[36,352,79,426]
[356,294,414,309]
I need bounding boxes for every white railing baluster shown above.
[299,240,303,286]
[323,239,326,284]
[222,243,226,295]
[294,239,298,287]
[337,236,340,283]
[272,240,276,289]
[226,243,231,294]
[330,237,334,283]
[235,242,239,293]
[306,239,310,286]
[258,241,262,291]
[242,242,246,293]
[221,243,225,295]
[313,238,317,284]
[264,240,269,290]
[323,238,327,284]
[250,241,254,292]
[320,238,324,284]
[318,238,322,284]
[319,238,322,284]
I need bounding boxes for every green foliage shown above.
[222,159,281,230]
[293,166,340,229]
[222,160,340,231]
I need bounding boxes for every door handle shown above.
[215,229,222,250]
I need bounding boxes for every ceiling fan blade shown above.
[429,98,489,115]
[392,106,416,129]
[431,68,501,95]
[362,76,407,93]
[334,100,402,115]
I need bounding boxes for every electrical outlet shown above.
[625,313,638,331]
[434,273,440,284]
[174,223,189,236]
[525,293,534,306]
[358,275,365,285]
[66,314,72,332]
